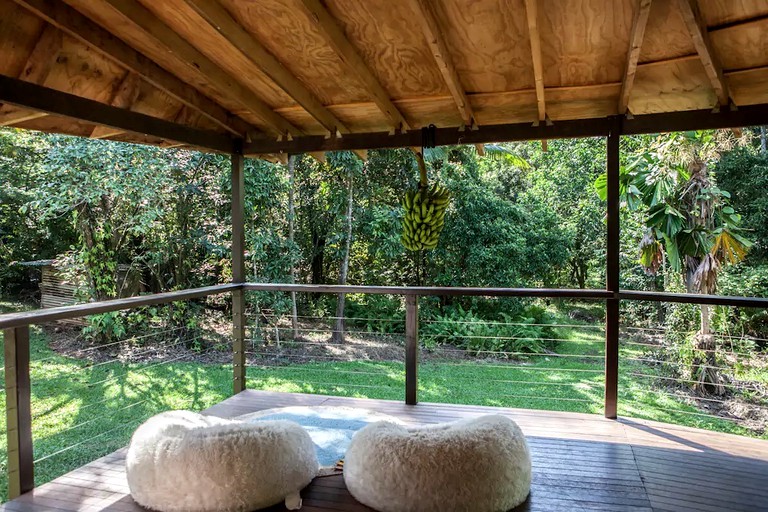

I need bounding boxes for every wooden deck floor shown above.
[2,391,767,511]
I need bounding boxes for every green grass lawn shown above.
[0,300,762,502]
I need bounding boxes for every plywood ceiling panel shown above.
[711,20,768,71]
[218,0,372,106]
[698,0,768,27]
[324,0,449,98]
[435,0,534,94]
[639,0,697,63]
[0,0,46,78]
[538,0,634,87]
[629,58,715,114]
[134,0,294,109]
[129,81,186,124]
[42,33,127,104]
[727,67,768,106]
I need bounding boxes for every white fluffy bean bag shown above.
[344,415,531,512]
[126,411,318,512]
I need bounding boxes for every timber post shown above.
[605,117,621,419]
[405,294,419,405]
[231,148,247,394]
[4,325,33,498]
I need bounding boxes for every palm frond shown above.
[480,143,530,169]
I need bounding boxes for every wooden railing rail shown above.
[4,285,765,331]
[244,283,613,299]
[0,284,240,330]
[618,290,768,309]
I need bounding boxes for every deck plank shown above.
[2,390,767,511]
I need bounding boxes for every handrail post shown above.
[605,118,621,419]
[405,294,419,405]
[232,149,246,394]
[4,326,33,498]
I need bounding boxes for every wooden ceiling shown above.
[1,0,767,156]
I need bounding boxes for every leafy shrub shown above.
[344,294,405,333]
[83,311,127,344]
[421,304,560,355]
[84,302,202,346]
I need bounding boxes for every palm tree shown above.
[597,131,751,393]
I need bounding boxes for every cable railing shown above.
[0,282,766,502]
[618,304,768,434]
[243,302,606,414]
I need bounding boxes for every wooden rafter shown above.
[98,0,298,138]
[12,0,255,138]
[523,0,546,124]
[619,0,653,115]
[90,72,141,139]
[185,0,348,136]
[522,0,548,150]
[411,0,473,128]
[0,23,62,127]
[298,0,410,132]
[676,0,730,107]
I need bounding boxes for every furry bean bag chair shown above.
[344,415,531,512]
[126,411,318,512]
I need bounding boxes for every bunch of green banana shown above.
[401,183,451,251]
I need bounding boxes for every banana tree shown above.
[596,131,752,394]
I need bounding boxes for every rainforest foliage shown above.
[1,127,767,348]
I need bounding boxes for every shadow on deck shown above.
[2,390,767,511]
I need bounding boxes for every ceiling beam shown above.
[298,0,410,132]
[243,104,768,155]
[184,0,349,136]
[0,74,236,153]
[98,0,299,138]
[90,71,141,139]
[411,0,474,128]
[619,0,653,115]
[523,0,546,124]
[676,0,730,107]
[12,0,254,138]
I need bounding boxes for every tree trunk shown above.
[332,173,354,343]
[287,155,299,339]
[310,232,325,285]
[691,277,724,394]
[700,303,711,336]
[761,126,767,153]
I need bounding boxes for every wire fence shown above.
[244,307,606,413]
[618,305,768,434]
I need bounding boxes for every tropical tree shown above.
[596,131,752,393]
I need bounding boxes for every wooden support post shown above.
[405,294,419,405]
[4,326,33,498]
[231,151,246,394]
[605,119,621,419]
